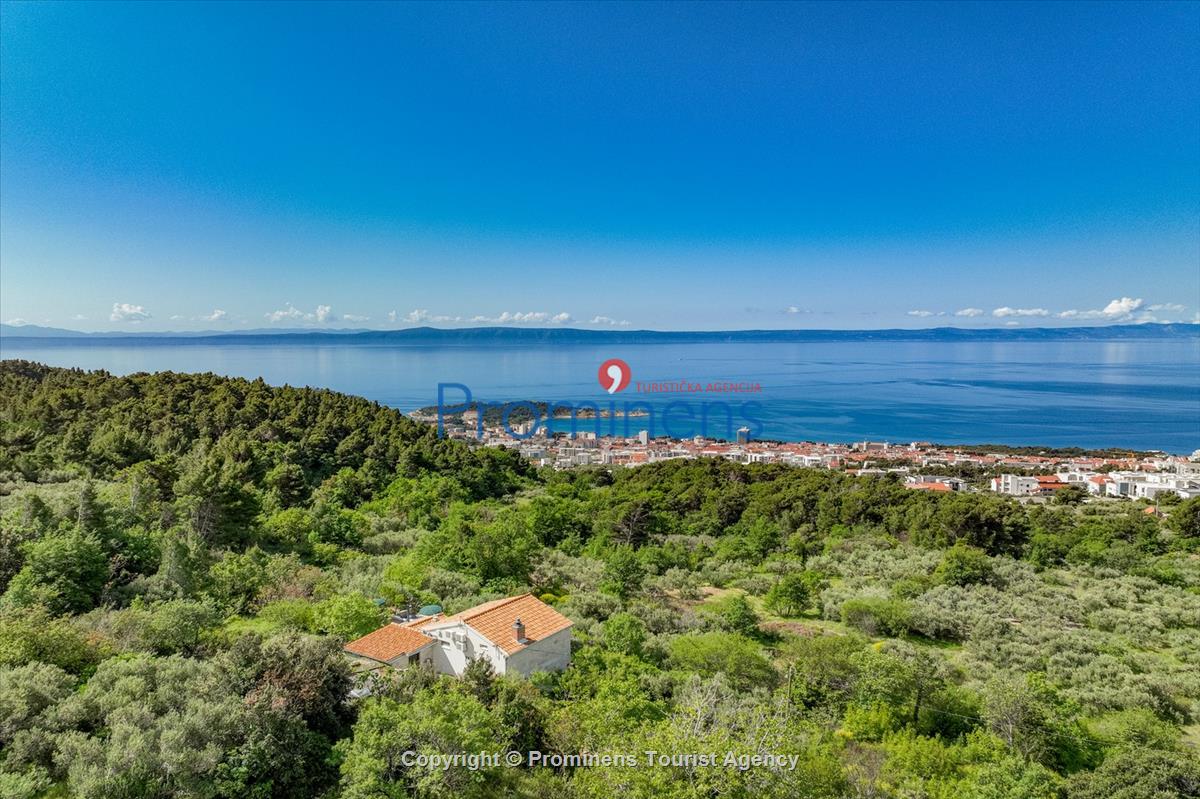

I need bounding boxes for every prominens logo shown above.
[597,358,631,394]
[435,358,765,441]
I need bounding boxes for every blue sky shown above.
[1,1,1197,331]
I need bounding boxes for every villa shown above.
[344,593,573,678]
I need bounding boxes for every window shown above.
[408,652,420,665]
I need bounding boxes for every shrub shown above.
[258,598,317,632]
[933,544,994,587]
[782,634,866,710]
[601,612,648,658]
[1066,746,1200,799]
[667,632,776,691]
[840,701,903,741]
[708,594,760,637]
[313,594,384,640]
[764,573,814,617]
[359,531,410,555]
[1167,498,1200,540]
[840,597,911,637]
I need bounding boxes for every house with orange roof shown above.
[906,481,951,492]
[342,620,439,674]
[1087,474,1114,496]
[344,593,573,678]
[1032,475,1068,495]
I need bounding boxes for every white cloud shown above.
[1102,296,1143,317]
[499,312,542,323]
[472,311,573,324]
[169,315,185,321]
[1004,321,1021,327]
[397,309,586,325]
[785,306,812,315]
[265,303,335,324]
[265,304,307,323]
[954,308,985,317]
[588,315,631,326]
[404,309,462,323]
[907,310,935,318]
[71,314,87,321]
[342,314,370,322]
[4,318,29,326]
[202,309,228,322]
[1147,303,1185,313]
[111,302,151,322]
[993,307,1049,318]
[1057,296,1144,321]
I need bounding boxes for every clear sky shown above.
[1,1,1197,331]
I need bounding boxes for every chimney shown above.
[513,617,526,643]
[390,599,416,624]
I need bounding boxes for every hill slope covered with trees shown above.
[1,361,1198,799]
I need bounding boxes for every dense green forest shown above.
[1,360,1198,799]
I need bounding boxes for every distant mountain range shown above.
[2,322,1197,345]
[0,324,374,338]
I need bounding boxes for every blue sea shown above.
[2,339,1198,452]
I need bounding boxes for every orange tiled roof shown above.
[344,623,435,662]
[431,594,573,655]
[907,482,951,492]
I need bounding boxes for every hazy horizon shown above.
[3,319,1198,338]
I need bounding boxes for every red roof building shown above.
[345,593,573,678]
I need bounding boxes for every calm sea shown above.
[2,339,1198,452]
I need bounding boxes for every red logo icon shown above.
[598,358,631,394]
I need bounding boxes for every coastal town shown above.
[418,410,1200,501]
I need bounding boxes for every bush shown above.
[667,632,777,691]
[2,531,107,615]
[841,701,903,741]
[708,594,760,637]
[654,567,704,600]
[1167,498,1200,540]
[933,544,994,587]
[313,594,385,640]
[1066,746,1200,799]
[782,634,865,710]
[360,531,411,555]
[602,612,648,658]
[258,599,317,632]
[840,597,911,637]
[764,573,814,617]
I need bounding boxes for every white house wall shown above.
[505,628,572,676]
[421,622,509,676]
[385,644,436,671]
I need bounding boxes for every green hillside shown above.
[1,361,1197,799]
